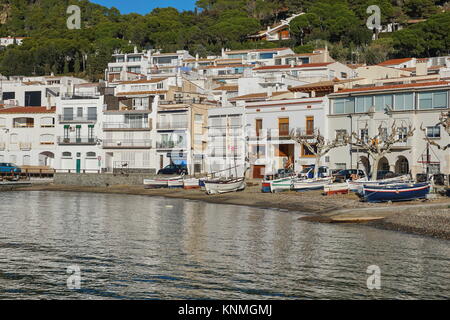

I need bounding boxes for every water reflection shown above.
[0,191,448,299]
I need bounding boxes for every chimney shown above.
[416,58,428,76]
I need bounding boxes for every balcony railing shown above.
[58,115,97,123]
[57,136,98,145]
[159,98,205,105]
[61,92,101,100]
[103,122,151,130]
[156,121,189,130]
[103,139,152,148]
[156,141,186,149]
[19,142,32,151]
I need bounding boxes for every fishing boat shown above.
[292,177,333,192]
[362,182,431,203]
[168,178,184,189]
[347,175,411,193]
[268,176,296,192]
[324,183,349,195]
[183,178,201,190]
[204,177,246,195]
[143,176,183,189]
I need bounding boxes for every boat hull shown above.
[183,178,200,189]
[363,183,430,203]
[292,178,332,192]
[324,183,349,195]
[204,178,246,195]
[268,177,295,193]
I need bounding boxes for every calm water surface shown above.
[0,191,448,299]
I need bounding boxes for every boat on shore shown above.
[204,177,246,195]
[168,178,184,189]
[347,175,411,193]
[324,183,349,195]
[362,182,431,203]
[143,176,184,189]
[292,178,333,192]
[183,178,201,189]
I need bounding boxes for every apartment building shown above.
[54,83,104,172]
[327,81,450,176]
[221,48,294,66]
[0,106,56,167]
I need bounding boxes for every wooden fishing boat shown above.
[292,178,333,192]
[183,178,201,189]
[362,182,431,203]
[347,175,411,193]
[324,183,349,195]
[267,176,296,193]
[143,176,183,189]
[168,178,184,188]
[204,177,246,195]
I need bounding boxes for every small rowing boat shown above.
[143,176,184,189]
[183,178,200,189]
[362,182,431,203]
[324,183,349,195]
[204,177,246,195]
[292,178,332,192]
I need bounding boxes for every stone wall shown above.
[54,172,157,187]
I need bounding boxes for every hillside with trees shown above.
[0,0,448,80]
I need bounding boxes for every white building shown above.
[54,83,104,173]
[0,106,56,168]
[327,81,450,176]
[0,37,27,47]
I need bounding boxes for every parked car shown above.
[333,169,366,182]
[157,164,188,175]
[299,166,330,179]
[0,163,21,174]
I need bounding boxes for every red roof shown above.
[335,81,449,94]
[0,106,56,114]
[254,62,333,71]
[378,58,413,66]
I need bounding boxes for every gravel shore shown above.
[13,182,450,240]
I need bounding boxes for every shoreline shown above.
[12,183,450,241]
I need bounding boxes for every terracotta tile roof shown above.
[0,106,56,114]
[289,79,362,91]
[213,85,239,91]
[229,91,290,101]
[253,62,333,71]
[378,58,413,66]
[333,81,449,94]
[118,78,167,85]
[225,48,290,55]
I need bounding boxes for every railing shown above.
[61,92,101,100]
[19,142,32,151]
[57,136,98,145]
[156,141,186,149]
[58,115,97,123]
[103,122,151,130]
[156,121,189,130]
[159,98,205,105]
[102,139,152,148]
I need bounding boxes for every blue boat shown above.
[363,182,431,203]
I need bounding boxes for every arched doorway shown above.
[39,152,54,167]
[377,157,390,172]
[395,156,409,175]
[359,156,371,175]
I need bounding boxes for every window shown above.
[40,117,55,127]
[127,56,141,62]
[157,82,164,89]
[374,94,393,112]
[256,119,263,137]
[86,152,96,158]
[87,107,97,121]
[356,96,373,113]
[127,66,141,74]
[419,91,448,109]
[335,130,347,142]
[195,114,203,123]
[306,116,314,135]
[394,93,414,110]
[62,152,72,158]
[259,52,275,59]
[398,127,408,140]
[426,126,441,138]
[334,98,355,114]
[360,128,369,143]
[379,127,388,142]
[341,72,348,79]
[278,118,289,136]
[40,134,54,145]
[63,108,73,121]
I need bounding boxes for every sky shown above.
[91,0,197,14]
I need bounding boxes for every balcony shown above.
[156,121,189,130]
[156,141,186,149]
[61,92,101,100]
[57,136,98,145]
[19,142,32,151]
[159,98,206,105]
[103,122,152,131]
[58,114,97,123]
[103,139,152,149]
